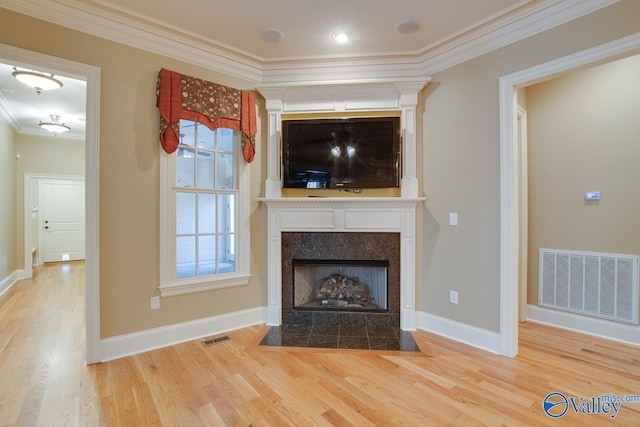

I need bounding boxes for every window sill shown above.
[159,273,251,297]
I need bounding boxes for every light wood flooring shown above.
[1,262,639,426]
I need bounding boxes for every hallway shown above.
[0,261,98,425]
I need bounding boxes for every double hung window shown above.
[159,119,250,296]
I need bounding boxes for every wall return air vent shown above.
[539,248,639,325]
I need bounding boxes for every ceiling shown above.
[0,0,617,138]
[0,63,86,140]
[80,0,526,61]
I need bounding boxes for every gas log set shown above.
[315,273,373,308]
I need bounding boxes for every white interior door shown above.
[40,179,85,262]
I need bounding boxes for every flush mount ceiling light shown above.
[39,114,70,134]
[12,68,63,95]
[261,29,284,43]
[332,31,352,44]
[396,20,420,34]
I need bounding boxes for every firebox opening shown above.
[292,259,389,312]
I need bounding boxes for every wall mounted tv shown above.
[282,117,401,189]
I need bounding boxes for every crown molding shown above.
[261,56,426,85]
[18,127,86,141]
[417,0,621,76]
[0,0,264,83]
[0,92,22,132]
[0,0,620,85]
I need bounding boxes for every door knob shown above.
[44,226,49,229]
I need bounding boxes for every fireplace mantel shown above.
[257,80,428,331]
[260,196,424,330]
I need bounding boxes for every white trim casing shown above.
[0,43,101,365]
[0,270,24,298]
[99,306,265,362]
[517,106,528,323]
[97,301,639,364]
[499,76,520,358]
[528,305,640,348]
[499,32,640,358]
[158,130,252,297]
[416,311,502,355]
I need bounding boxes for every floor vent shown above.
[539,248,639,324]
[202,335,230,346]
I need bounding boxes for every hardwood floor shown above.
[1,262,639,426]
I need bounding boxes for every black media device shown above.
[282,117,401,189]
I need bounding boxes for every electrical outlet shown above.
[449,290,459,304]
[449,213,458,226]
[150,296,160,310]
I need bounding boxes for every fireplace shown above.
[259,196,422,331]
[282,232,400,327]
[293,259,389,312]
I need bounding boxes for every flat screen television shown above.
[282,117,401,189]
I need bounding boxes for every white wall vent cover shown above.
[539,248,639,325]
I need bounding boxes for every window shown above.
[159,120,250,296]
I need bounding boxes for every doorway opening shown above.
[25,175,85,266]
[0,43,100,363]
[499,33,640,357]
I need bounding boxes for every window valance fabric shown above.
[156,68,257,163]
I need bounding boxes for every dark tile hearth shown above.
[260,323,419,351]
[273,231,414,350]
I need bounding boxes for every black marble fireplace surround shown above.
[283,232,400,321]
[260,232,418,351]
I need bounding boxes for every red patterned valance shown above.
[156,68,257,163]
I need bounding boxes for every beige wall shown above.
[1,0,639,339]
[0,8,266,338]
[15,134,85,267]
[420,0,640,332]
[0,116,17,281]
[526,54,640,304]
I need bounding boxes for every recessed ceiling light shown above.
[332,31,352,44]
[396,20,420,34]
[260,29,284,43]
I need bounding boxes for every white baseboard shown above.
[0,269,25,298]
[527,305,640,347]
[98,307,514,362]
[99,306,266,362]
[416,311,501,354]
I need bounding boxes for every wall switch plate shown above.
[150,296,160,310]
[449,213,458,226]
[449,290,459,304]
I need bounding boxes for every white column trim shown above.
[257,79,430,199]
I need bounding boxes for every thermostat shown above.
[585,191,600,200]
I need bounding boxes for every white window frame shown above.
[159,127,251,297]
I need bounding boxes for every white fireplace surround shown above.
[257,79,429,330]
[260,197,423,330]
